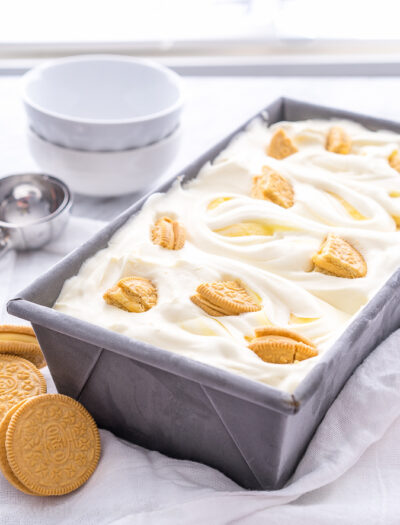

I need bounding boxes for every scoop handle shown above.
[0,230,12,258]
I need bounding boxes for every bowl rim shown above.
[21,54,185,126]
[27,122,182,156]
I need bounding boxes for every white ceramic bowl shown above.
[27,125,181,197]
[22,55,184,152]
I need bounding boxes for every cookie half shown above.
[151,216,186,250]
[267,128,298,160]
[191,280,261,316]
[312,234,367,279]
[103,276,157,313]
[248,326,318,364]
[326,126,351,154]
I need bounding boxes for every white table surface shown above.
[2,75,400,220]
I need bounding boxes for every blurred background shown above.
[1,0,400,219]
[1,0,400,76]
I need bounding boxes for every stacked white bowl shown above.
[23,55,184,196]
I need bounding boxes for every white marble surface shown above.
[2,75,400,220]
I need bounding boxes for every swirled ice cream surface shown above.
[54,118,400,393]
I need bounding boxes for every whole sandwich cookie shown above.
[0,325,46,369]
[190,280,261,316]
[3,394,101,496]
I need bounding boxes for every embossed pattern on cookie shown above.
[191,281,261,316]
[388,150,400,173]
[267,128,298,160]
[151,216,186,250]
[251,166,294,208]
[5,394,101,496]
[0,325,46,369]
[248,326,318,364]
[326,126,352,154]
[0,355,46,421]
[103,276,157,313]
[0,399,35,495]
[312,233,367,278]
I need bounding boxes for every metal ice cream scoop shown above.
[0,173,72,258]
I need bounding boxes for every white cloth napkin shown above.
[1,216,400,524]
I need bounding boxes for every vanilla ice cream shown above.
[54,118,400,392]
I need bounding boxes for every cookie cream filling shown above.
[54,118,400,393]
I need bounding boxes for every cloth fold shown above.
[1,216,400,524]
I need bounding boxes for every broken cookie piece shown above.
[191,280,261,317]
[251,166,294,208]
[267,128,298,160]
[248,326,318,364]
[388,150,400,173]
[104,276,157,312]
[151,216,186,250]
[325,126,352,154]
[312,234,367,278]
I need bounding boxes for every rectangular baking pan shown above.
[8,98,400,490]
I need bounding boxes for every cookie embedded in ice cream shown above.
[248,326,318,364]
[267,128,298,160]
[251,166,294,208]
[190,280,261,316]
[312,234,367,279]
[325,126,352,154]
[151,216,186,250]
[388,150,400,173]
[103,276,157,312]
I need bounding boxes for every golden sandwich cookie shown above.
[151,216,186,250]
[312,234,367,279]
[248,326,318,364]
[0,354,46,421]
[0,399,36,495]
[0,325,46,369]
[191,280,261,317]
[4,394,101,496]
[104,276,158,313]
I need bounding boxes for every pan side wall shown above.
[33,323,290,490]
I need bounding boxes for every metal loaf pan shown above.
[8,98,400,490]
